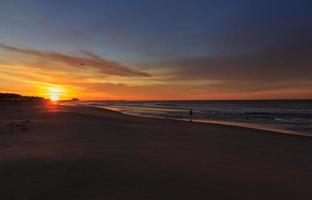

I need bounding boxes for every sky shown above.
[0,0,311,100]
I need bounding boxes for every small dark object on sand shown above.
[8,123,15,128]
[21,127,28,131]
[23,120,31,123]
[15,124,23,128]
[141,157,145,161]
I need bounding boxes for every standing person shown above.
[189,109,193,121]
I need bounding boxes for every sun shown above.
[50,94,59,101]
[48,87,62,101]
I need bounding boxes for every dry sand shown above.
[0,102,312,200]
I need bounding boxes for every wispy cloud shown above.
[160,28,312,83]
[0,43,150,77]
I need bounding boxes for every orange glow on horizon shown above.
[0,63,311,101]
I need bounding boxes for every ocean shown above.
[72,100,312,136]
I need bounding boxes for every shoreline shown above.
[193,119,312,138]
[82,104,312,139]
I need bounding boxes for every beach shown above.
[1,102,312,200]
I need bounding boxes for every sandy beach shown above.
[1,102,312,200]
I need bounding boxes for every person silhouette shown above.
[189,109,193,121]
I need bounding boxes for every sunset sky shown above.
[0,0,311,100]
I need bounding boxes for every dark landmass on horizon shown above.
[0,93,80,103]
[0,93,47,102]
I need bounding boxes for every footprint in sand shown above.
[0,120,31,133]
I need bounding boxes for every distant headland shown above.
[0,93,79,103]
[0,93,47,102]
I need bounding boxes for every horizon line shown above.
[80,98,312,101]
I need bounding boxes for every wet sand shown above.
[0,102,312,199]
